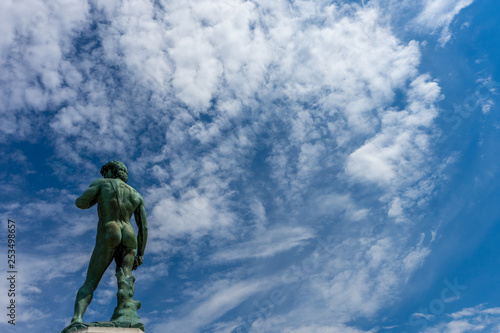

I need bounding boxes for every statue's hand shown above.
[133,255,144,270]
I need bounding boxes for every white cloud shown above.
[283,324,374,333]
[216,231,432,332]
[152,279,266,333]
[345,74,442,220]
[0,0,90,141]
[414,0,474,45]
[346,74,440,186]
[313,193,370,222]
[211,227,314,262]
[424,304,500,333]
[149,183,236,250]
[321,237,430,320]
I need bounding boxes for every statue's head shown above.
[100,161,128,183]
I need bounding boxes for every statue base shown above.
[65,328,143,332]
[61,321,145,333]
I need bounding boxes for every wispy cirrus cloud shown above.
[414,0,474,45]
[153,278,267,333]
[211,227,315,262]
[423,304,500,332]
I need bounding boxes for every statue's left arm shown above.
[133,195,148,270]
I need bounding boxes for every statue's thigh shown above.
[85,244,114,286]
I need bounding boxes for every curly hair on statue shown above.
[100,161,128,183]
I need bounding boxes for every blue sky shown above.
[1,0,499,332]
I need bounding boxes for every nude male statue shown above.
[67,161,148,328]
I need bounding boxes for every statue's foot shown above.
[70,316,82,325]
[62,320,85,333]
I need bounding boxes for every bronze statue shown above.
[62,161,148,332]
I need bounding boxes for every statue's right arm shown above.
[75,179,102,209]
[133,195,148,270]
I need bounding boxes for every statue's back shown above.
[98,178,140,223]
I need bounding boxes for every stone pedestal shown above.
[61,321,145,333]
[70,328,143,333]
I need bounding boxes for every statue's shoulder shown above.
[133,188,144,200]
[121,182,143,199]
[90,178,108,186]
[129,187,144,203]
